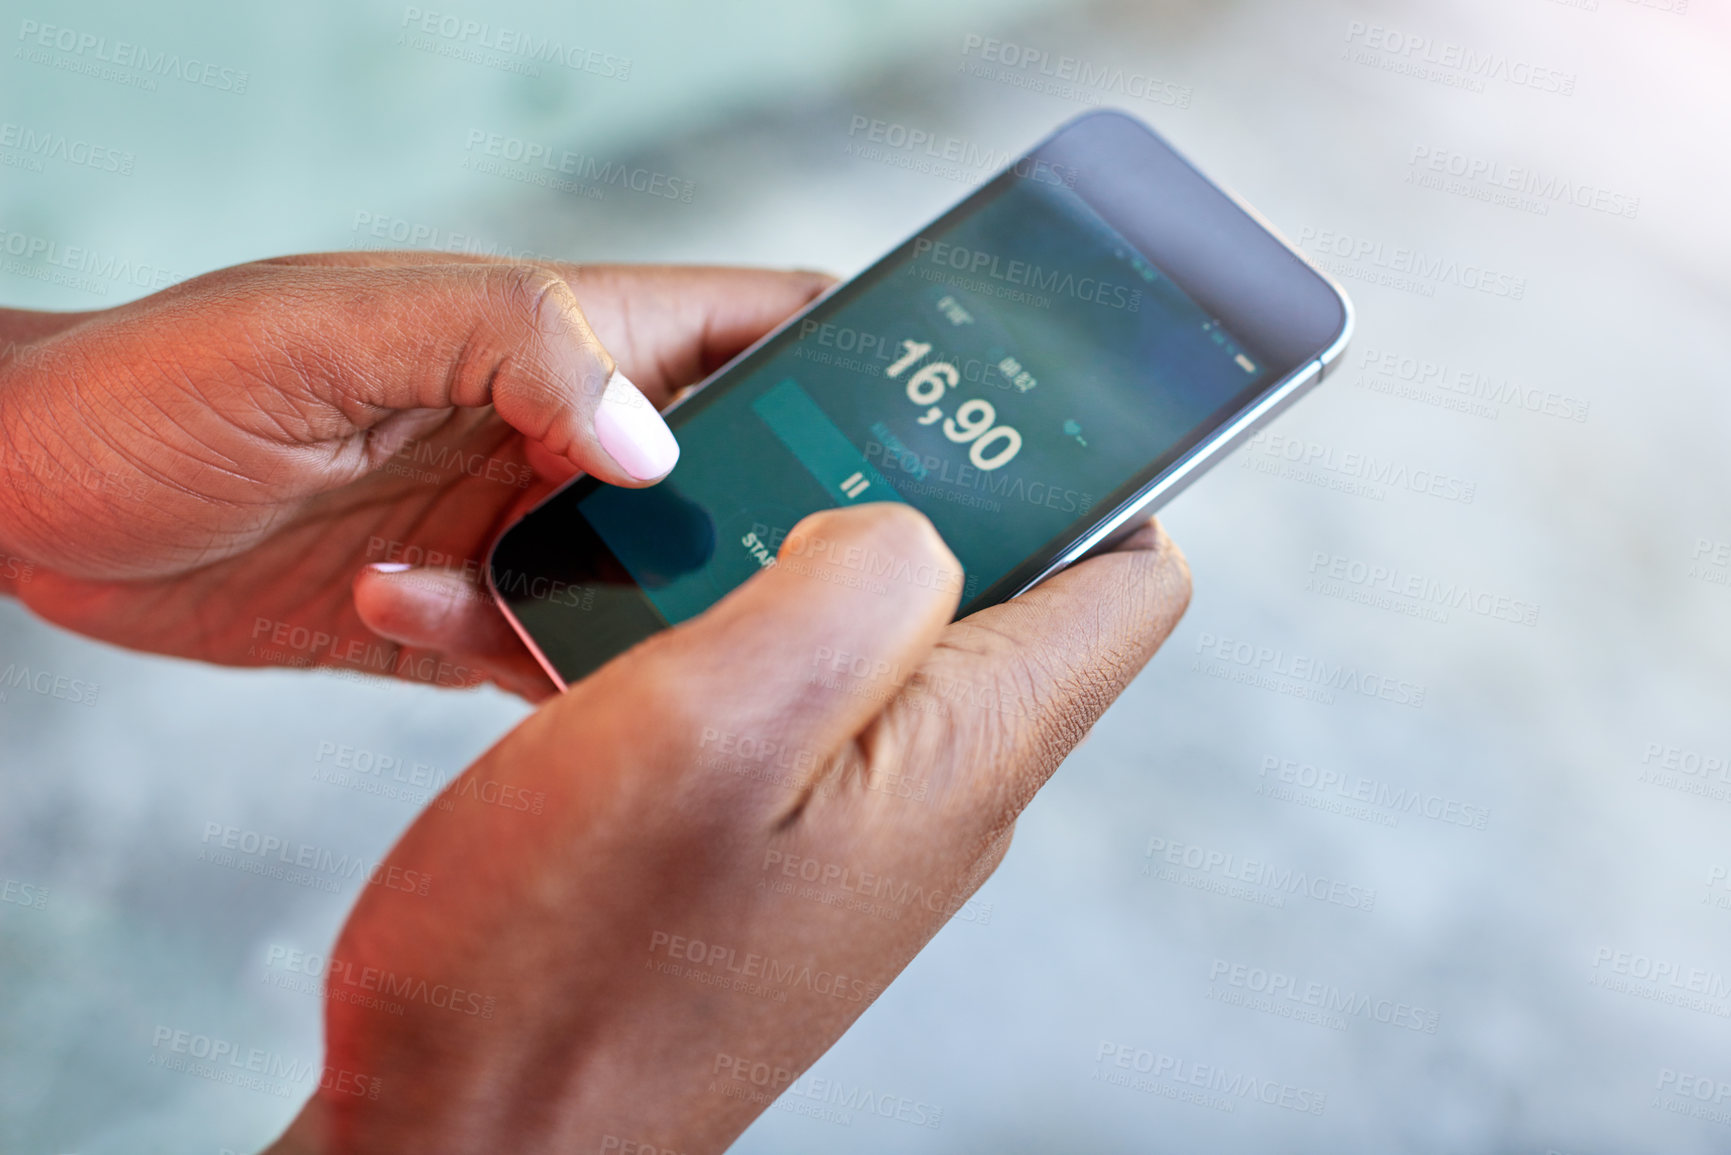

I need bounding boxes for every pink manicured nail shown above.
[593,369,679,482]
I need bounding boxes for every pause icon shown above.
[840,472,871,499]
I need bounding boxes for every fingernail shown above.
[594,369,679,482]
[366,562,413,574]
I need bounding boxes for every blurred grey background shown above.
[3,0,1730,1151]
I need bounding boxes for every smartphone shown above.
[488,109,1353,687]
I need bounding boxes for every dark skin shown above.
[0,255,832,697]
[0,256,1191,1151]
[266,503,1189,1154]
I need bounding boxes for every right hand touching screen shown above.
[265,501,1190,1155]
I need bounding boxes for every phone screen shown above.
[571,169,1271,627]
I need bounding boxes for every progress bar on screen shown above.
[750,378,903,506]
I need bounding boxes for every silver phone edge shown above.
[1007,279,1355,597]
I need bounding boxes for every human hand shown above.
[0,256,829,698]
[264,502,1190,1154]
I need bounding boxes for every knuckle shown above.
[473,264,586,421]
[918,629,1104,822]
[495,262,573,339]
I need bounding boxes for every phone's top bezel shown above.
[973,109,1354,607]
[489,109,1352,686]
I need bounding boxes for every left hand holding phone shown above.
[0,255,831,697]
[264,500,1190,1155]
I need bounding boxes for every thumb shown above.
[246,260,679,486]
[550,503,964,816]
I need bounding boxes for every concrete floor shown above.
[3,0,1730,1151]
